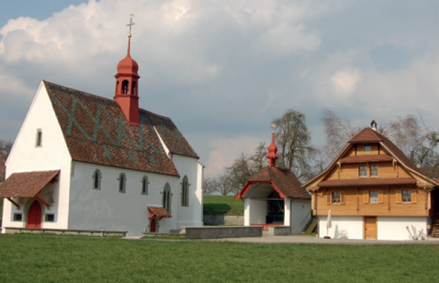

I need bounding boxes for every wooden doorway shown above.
[28,201,42,228]
[150,218,157,233]
[364,216,377,239]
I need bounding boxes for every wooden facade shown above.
[303,127,439,239]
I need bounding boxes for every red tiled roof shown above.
[237,166,310,199]
[0,170,59,198]
[148,206,172,220]
[44,81,198,176]
[349,128,383,143]
[319,178,416,187]
[339,154,393,164]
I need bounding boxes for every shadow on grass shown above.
[203,203,232,215]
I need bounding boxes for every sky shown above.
[1,0,439,178]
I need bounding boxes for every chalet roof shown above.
[339,154,393,164]
[236,166,310,199]
[0,170,59,198]
[303,127,438,189]
[319,178,416,187]
[44,81,198,176]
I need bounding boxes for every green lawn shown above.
[0,234,438,282]
[203,195,244,215]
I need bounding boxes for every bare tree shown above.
[0,140,12,183]
[272,109,318,181]
[202,178,216,195]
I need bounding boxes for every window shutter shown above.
[378,190,384,203]
[340,191,345,204]
[327,191,331,204]
[363,190,369,203]
[412,190,417,203]
[396,190,402,203]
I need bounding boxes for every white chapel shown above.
[0,19,204,236]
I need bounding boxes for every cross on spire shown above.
[127,14,135,37]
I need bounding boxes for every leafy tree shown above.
[272,109,318,181]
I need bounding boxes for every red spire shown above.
[114,16,140,125]
[266,131,278,167]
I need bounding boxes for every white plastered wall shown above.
[248,199,266,224]
[289,199,312,234]
[170,154,204,228]
[318,216,364,239]
[378,216,428,240]
[2,82,72,232]
[68,162,184,236]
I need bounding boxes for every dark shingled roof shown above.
[339,154,393,164]
[44,81,198,176]
[0,170,59,198]
[237,166,310,199]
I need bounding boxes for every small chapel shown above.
[235,130,311,234]
[0,18,204,236]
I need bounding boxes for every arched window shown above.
[92,169,102,190]
[181,176,189,207]
[118,173,126,193]
[122,80,129,94]
[141,176,149,195]
[162,183,171,213]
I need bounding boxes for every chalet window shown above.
[36,129,43,147]
[92,169,102,190]
[359,166,368,177]
[370,165,378,177]
[163,183,172,213]
[402,190,411,203]
[141,176,149,195]
[181,176,189,207]
[364,145,371,152]
[45,214,55,222]
[118,173,126,193]
[369,191,378,203]
[13,213,22,221]
[327,191,345,205]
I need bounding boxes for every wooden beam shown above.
[7,198,20,209]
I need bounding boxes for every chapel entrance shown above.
[266,191,284,224]
[364,216,377,239]
[150,218,157,233]
[28,200,42,229]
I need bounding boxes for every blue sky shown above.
[1,0,439,178]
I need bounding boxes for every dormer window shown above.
[364,145,371,152]
[36,129,42,147]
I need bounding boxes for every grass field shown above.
[203,195,244,215]
[0,234,438,282]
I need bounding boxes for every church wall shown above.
[68,161,183,236]
[170,154,204,228]
[2,83,72,232]
[289,199,312,234]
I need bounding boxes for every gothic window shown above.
[142,176,149,195]
[118,173,126,193]
[93,169,102,190]
[181,176,189,207]
[163,183,171,213]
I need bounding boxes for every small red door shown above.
[28,201,42,228]
[150,218,156,233]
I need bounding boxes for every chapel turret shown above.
[114,15,140,125]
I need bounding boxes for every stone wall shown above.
[203,214,244,226]
[185,226,262,239]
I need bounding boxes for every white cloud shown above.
[331,67,362,96]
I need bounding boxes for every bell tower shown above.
[114,15,140,125]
